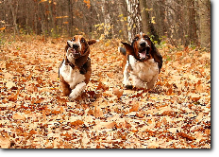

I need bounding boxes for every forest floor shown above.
[0,36,211,149]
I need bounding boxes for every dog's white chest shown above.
[129,55,159,82]
[60,62,85,88]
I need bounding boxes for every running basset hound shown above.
[59,35,98,101]
[119,32,163,89]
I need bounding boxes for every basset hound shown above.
[119,32,163,89]
[59,35,98,101]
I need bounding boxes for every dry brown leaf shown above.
[94,106,104,118]
[166,88,173,95]
[4,73,13,79]
[161,111,177,117]
[195,113,203,122]
[8,88,20,100]
[129,103,139,112]
[13,113,26,120]
[191,96,201,102]
[112,88,123,99]
[177,132,196,141]
[70,120,84,126]
[0,137,11,148]
[136,111,145,118]
[96,82,109,91]
[6,81,15,89]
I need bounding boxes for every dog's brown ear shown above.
[65,45,69,52]
[121,42,134,55]
[151,42,163,70]
[65,40,72,52]
[67,40,72,47]
[88,39,99,45]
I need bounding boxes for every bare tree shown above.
[198,0,211,49]
[9,0,19,36]
[139,0,149,34]
[118,0,128,40]
[125,0,141,42]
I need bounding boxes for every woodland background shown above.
[0,0,211,149]
[0,0,210,48]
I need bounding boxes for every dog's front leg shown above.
[123,61,133,89]
[147,74,158,89]
[131,74,147,89]
[69,82,86,101]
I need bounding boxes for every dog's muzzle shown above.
[68,47,81,59]
[138,41,150,60]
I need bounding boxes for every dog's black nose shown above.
[73,44,79,49]
[140,42,146,47]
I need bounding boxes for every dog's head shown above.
[122,33,155,61]
[65,35,97,62]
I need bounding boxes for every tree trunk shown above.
[187,0,198,46]
[34,1,38,34]
[68,0,73,36]
[125,0,141,42]
[139,0,149,34]
[25,1,29,33]
[48,0,55,36]
[101,0,111,38]
[9,0,20,36]
[118,0,128,40]
[198,0,211,49]
[39,2,47,36]
[154,0,167,38]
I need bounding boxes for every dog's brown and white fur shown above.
[59,35,97,100]
[119,33,162,89]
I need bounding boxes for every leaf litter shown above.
[0,37,210,149]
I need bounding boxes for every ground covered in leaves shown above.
[0,36,211,149]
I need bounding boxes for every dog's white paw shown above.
[69,82,86,101]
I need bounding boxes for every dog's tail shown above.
[118,47,126,55]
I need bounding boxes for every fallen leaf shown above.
[6,81,15,89]
[13,113,25,120]
[130,103,139,112]
[112,88,123,99]
[0,137,11,148]
[8,90,20,102]
[166,88,173,95]
[82,131,89,147]
[191,96,201,102]
[70,120,84,126]
[94,106,104,118]
[177,132,196,141]
[96,82,109,91]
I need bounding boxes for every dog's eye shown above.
[72,37,75,41]
[143,36,149,40]
[81,38,85,43]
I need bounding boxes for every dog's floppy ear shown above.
[121,42,134,55]
[65,45,69,52]
[88,39,99,45]
[65,40,72,52]
[67,40,72,47]
[150,41,163,70]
